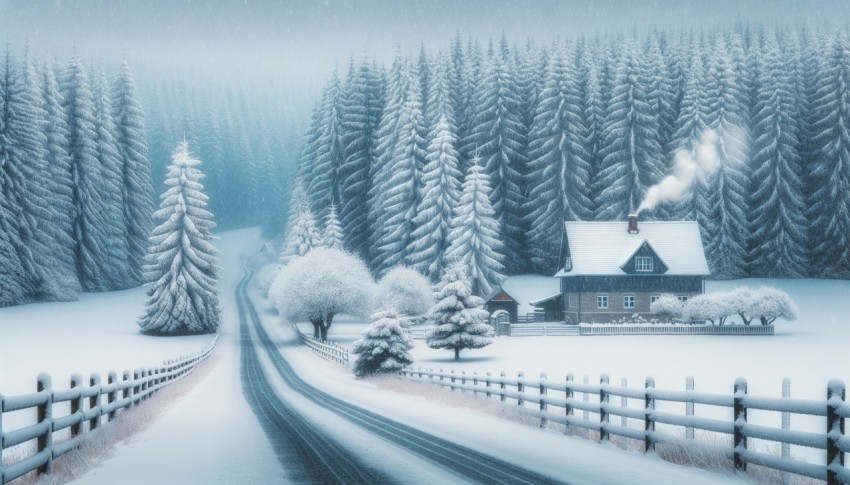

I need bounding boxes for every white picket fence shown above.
[399,367,849,485]
[291,324,349,366]
[509,324,580,336]
[579,324,775,336]
[0,335,219,484]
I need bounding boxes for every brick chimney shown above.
[628,214,639,234]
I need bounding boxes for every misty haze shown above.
[1,1,849,484]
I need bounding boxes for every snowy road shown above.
[237,269,561,484]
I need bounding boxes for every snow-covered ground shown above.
[1,228,284,484]
[315,278,850,401]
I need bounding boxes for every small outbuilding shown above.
[485,275,561,323]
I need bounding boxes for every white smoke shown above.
[637,129,720,214]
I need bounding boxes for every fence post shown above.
[600,374,609,443]
[133,370,140,405]
[485,372,491,397]
[583,376,590,426]
[827,379,846,485]
[461,371,466,392]
[781,378,790,485]
[540,372,548,429]
[565,373,574,430]
[644,376,655,453]
[70,373,84,439]
[36,373,53,475]
[439,368,444,384]
[733,378,748,474]
[620,377,628,450]
[500,371,507,402]
[89,373,101,431]
[124,370,132,408]
[473,371,478,393]
[107,372,117,422]
[686,376,695,439]
[451,370,456,390]
[517,371,525,406]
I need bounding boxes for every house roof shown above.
[487,275,561,315]
[555,220,710,277]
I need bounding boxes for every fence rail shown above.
[399,367,848,484]
[509,324,580,337]
[0,335,218,485]
[579,324,775,336]
[291,324,349,367]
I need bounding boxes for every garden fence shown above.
[399,367,848,484]
[291,324,349,367]
[0,335,218,484]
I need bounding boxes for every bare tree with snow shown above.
[270,248,375,341]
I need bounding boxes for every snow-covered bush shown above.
[255,263,281,297]
[685,293,734,325]
[727,287,757,325]
[750,287,798,325]
[424,264,492,360]
[376,266,433,318]
[351,309,413,378]
[650,294,684,322]
[270,248,375,340]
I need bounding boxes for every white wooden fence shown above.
[0,335,218,484]
[579,324,775,336]
[399,367,849,484]
[291,324,349,367]
[509,324,580,336]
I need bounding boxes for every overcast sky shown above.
[1,0,847,94]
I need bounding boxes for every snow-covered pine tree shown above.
[704,36,750,278]
[62,55,116,291]
[340,61,383,260]
[309,70,345,218]
[351,309,413,377]
[322,203,344,250]
[808,37,850,278]
[594,43,664,221]
[445,159,505,296]
[526,48,592,272]
[748,35,808,278]
[139,140,219,335]
[112,60,154,284]
[424,263,492,360]
[92,69,132,288]
[372,62,426,276]
[407,112,462,279]
[279,183,320,265]
[41,63,80,295]
[465,50,528,272]
[668,49,712,223]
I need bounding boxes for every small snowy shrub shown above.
[270,248,376,340]
[728,287,757,324]
[684,294,733,325]
[376,266,433,318]
[424,264,492,360]
[650,294,684,322]
[351,309,413,378]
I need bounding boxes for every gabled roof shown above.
[555,221,710,277]
[618,239,668,273]
[486,275,561,314]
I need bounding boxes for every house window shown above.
[677,295,689,303]
[597,295,608,309]
[624,295,635,309]
[635,256,654,272]
[650,294,661,304]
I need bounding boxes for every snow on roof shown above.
[490,275,561,315]
[556,220,710,277]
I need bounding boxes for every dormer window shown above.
[635,256,653,272]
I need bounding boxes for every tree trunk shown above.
[454,347,460,360]
[319,324,329,342]
[310,318,322,339]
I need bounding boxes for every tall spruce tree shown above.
[279,183,320,265]
[445,160,505,296]
[112,60,154,284]
[748,36,808,277]
[139,141,219,335]
[322,203,344,250]
[808,37,850,278]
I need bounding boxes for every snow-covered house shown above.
[485,275,561,323]
[556,215,710,324]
